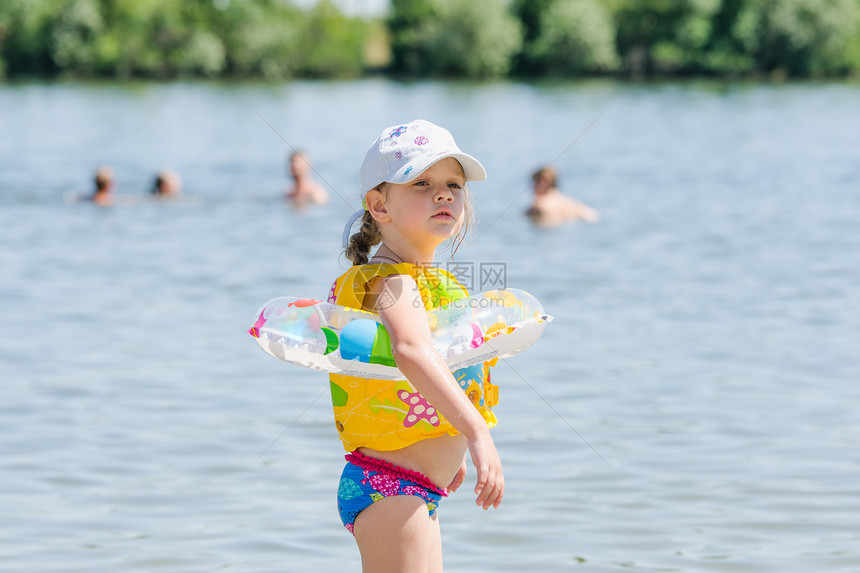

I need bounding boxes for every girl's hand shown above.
[446,456,467,493]
[468,431,504,510]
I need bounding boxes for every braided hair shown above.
[345,210,383,265]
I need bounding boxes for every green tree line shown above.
[2,0,860,80]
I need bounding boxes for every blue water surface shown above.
[1,79,859,572]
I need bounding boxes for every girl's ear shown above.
[366,188,390,223]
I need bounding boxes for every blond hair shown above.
[345,210,384,266]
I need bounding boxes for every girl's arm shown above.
[373,274,504,510]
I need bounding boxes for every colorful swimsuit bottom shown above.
[337,451,448,535]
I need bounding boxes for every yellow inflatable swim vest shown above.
[249,263,553,453]
[329,263,495,452]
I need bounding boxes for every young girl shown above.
[329,119,503,572]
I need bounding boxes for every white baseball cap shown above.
[359,119,487,196]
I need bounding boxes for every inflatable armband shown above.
[249,288,552,380]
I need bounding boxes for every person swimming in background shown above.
[286,150,329,206]
[90,165,115,206]
[151,170,182,197]
[525,165,599,226]
[66,165,132,206]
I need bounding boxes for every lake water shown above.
[1,79,859,572]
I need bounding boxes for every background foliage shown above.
[2,0,859,80]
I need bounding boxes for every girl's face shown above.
[371,157,467,253]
